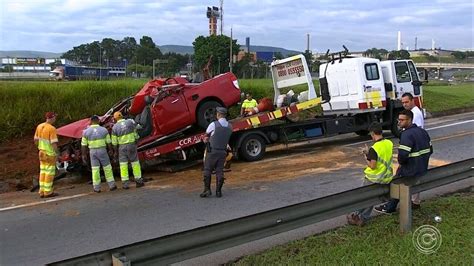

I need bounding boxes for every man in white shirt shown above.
[402,93,424,128]
[401,92,425,208]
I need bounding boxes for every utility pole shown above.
[229,27,233,73]
[220,0,224,35]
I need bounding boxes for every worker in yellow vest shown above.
[34,112,59,198]
[81,115,116,192]
[111,112,144,189]
[240,93,258,116]
[347,122,393,226]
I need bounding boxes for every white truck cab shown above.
[319,57,423,115]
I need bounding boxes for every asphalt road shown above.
[0,112,473,266]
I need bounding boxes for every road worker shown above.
[347,122,394,226]
[81,115,116,192]
[240,93,258,116]
[111,111,144,189]
[401,92,424,208]
[375,109,432,214]
[34,112,59,198]
[200,107,233,198]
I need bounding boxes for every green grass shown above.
[423,83,474,113]
[232,192,474,265]
[0,79,146,141]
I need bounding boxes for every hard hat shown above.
[113,111,123,120]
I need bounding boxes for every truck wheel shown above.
[197,101,222,129]
[239,134,266,161]
[391,117,401,138]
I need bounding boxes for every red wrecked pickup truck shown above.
[57,72,241,171]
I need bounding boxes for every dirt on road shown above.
[0,133,451,208]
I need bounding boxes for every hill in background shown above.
[0,50,63,58]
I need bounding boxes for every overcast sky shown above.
[0,0,472,53]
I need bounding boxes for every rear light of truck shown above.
[358,102,368,109]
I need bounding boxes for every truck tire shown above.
[239,134,266,162]
[197,101,222,129]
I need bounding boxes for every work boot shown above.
[216,180,224,198]
[110,185,117,191]
[43,192,58,198]
[200,177,212,198]
[135,178,145,188]
[122,181,130,190]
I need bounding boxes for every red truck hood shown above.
[57,118,90,139]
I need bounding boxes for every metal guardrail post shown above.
[390,182,412,233]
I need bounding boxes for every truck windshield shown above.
[394,62,411,83]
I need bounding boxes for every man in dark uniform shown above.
[375,109,433,214]
[200,107,233,198]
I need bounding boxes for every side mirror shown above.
[411,80,422,87]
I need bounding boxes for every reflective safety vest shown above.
[111,119,139,146]
[242,99,257,108]
[81,125,111,149]
[34,122,58,156]
[364,139,394,184]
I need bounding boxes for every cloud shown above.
[0,0,472,52]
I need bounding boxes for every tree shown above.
[388,49,411,60]
[136,36,162,66]
[193,35,240,75]
[363,48,389,60]
[451,51,467,60]
[303,50,313,72]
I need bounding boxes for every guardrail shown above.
[49,158,473,266]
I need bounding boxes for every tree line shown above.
[61,35,472,79]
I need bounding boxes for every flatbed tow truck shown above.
[58,50,424,173]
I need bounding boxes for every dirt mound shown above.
[0,135,39,193]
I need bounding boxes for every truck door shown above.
[153,89,192,135]
[407,61,422,96]
[363,62,384,108]
[393,61,415,97]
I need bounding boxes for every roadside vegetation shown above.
[232,192,474,265]
[0,79,472,142]
[0,80,146,141]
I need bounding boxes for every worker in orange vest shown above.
[34,112,59,198]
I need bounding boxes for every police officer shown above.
[81,115,116,192]
[111,111,144,189]
[200,107,233,198]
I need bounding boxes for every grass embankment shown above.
[423,82,474,114]
[0,80,146,141]
[233,192,474,265]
